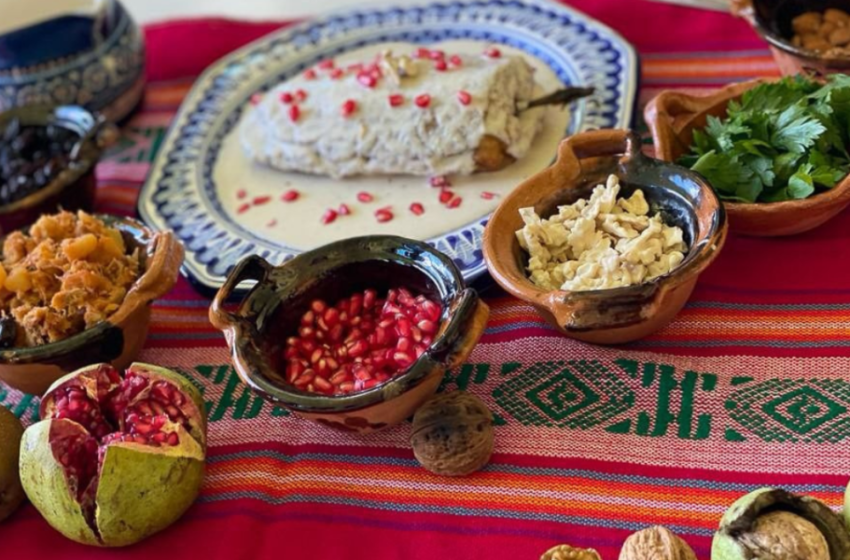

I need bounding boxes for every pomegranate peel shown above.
[20,363,206,547]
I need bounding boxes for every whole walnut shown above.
[619,526,697,560]
[541,544,602,560]
[410,391,493,476]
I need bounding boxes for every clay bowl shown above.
[482,129,727,345]
[0,105,118,232]
[0,216,184,395]
[732,0,850,76]
[645,78,850,236]
[209,236,490,433]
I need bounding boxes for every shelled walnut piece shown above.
[792,9,850,57]
[0,211,141,347]
[540,545,601,560]
[619,526,697,560]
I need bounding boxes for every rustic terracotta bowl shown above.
[733,0,850,76]
[645,78,850,236]
[209,236,490,433]
[0,105,118,232]
[482,129,727,345]
[0,216,184,395]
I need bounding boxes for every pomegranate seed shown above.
[449,54,463,67]
[282,189,300,202]
[484,46,502,58]
[301,310,316,325]
[295,89,308,102]
[357,191,374,202]
[417,319,437,333]
[438,190,454,203]
[321,209,338,224]
[434,59,447,71]
[375,209,393,223]
[318,59,335,69]
[299,326,314,338]
[236,189,248,201]
[358,73,377,88]
[330,370,350,385]
[237,203,251,214]
[480,191,496,200]
[430,175,451,188]
[413,47,431,59]
[304,69,317,79]
[364,289,377,308]
[410,202,424,216]
[338,381,356,393]
[457,90,472,105]
[293,371,315,387]
[354,368,372,381]
[280,92,294,104]
[341,99,357,117]
[429,49,445,60]
[312,300,328,314]
[447,196,462,209]
[396,337,412,353]
[329,323,344,342]
[330,68,344,79]
[347,63,363,73]
[250,93,264,105]
[288,105,301,122]
[393,351,415,368]
[414,94,431,108]
[388,94,404,107]
[253,195,271,205]
[324,307,340,327]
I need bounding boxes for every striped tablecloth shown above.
[3,1,850,559]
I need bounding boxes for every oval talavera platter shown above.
[138,0,638,294]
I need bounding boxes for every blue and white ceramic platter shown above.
[138,0,638,293]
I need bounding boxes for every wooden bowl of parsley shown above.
[645,76,850,236]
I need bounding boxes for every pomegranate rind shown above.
[39,364,120,420]
[126,362,207,448]
[19,420,100,546]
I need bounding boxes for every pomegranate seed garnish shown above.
[413,47,431,59]
[250,93,264,105]
[358,73,377,88]
[304,69,317,79]
[414,94,431,108]
[388,94,404,107]
[294,89,308,102]
[282,189,300,202]
[341,99,357,117]
[481,191,497,200]
[236,189,247,199]
[447,196,463,209]
[457,90,472,105]
[449,54,463,67]
[410,202,425,216]
[288,105,301,122]
[330,68,344,79]
[438,190,454,203]
[312,300,327,314]
[347,63,363,73]
[237,203,251,214]
[253,195,271,205]
[428,49,445,60]
[321,209,338,224]
[318,59,335,69]
[338,203,351,216]
[267,219,278,228]
[434,59,448,72]
[484,46,502,58]
[357,191,374,203]
[429,175,452,188]
[280,92,294,104]
[375,209,394,223]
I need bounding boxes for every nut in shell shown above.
[541,544,602,560]
[410,391,494,476]
[619,526,697,560]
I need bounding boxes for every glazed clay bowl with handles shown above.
[482,129,727,345]
[732,0,850,76]
[0,105,119,232]
[209,236,490,433]
[645,78,850,236]
[0,215,184,395]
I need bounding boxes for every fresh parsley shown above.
[678,76,850,203]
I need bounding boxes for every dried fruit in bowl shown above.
[19,363,207,547]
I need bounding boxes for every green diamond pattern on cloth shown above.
[492,360,634,428]
[727,379,850,443]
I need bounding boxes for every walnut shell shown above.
[540,544,602,560]
[619,526,697,560]
[410,391,493,476]
[739,511,828,559]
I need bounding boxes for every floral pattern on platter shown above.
[138,0,638,293]
[0,2,144,120]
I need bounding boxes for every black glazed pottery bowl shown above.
[0,105,118,232]
[0,215,184,395]
[209,236,490,433]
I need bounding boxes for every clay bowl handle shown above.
[209,255,273,347]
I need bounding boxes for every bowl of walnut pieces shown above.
[732,0,850,76]
[482,129,728,345]
[0,211,184,394]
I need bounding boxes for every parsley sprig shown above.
[678,76,850,203]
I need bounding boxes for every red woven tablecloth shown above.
[3,1,850,559]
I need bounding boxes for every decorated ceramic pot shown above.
[0,0,145,122]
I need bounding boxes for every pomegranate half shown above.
[19,363,207,547]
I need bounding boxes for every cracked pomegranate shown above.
[283,287,443,395]
[19,362,207,547]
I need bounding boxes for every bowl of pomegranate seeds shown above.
[209,236,490,432]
